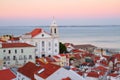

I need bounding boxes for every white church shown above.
[21,20,59,57]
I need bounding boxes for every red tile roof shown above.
[93,66,107,71]
[18,62,42,80]
[62,77,71,80]
[0,39,6,42]
[2,43,34,48]
[108,73,119,77]
[87,71,99,78]
[36,59,46,66]
[28,28,42,37]
[35,63,60,79]
[100,60,108,66]
[74,53,81,59]
[9,37,20,41]
[45,57,56,62]
[77,71,84,76]
[53,55,60,59]
[59,54,66,56]
[113,54,120,61]
[0,69,16,80]
[72,49,83,53]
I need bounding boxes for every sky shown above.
[0,0,120,26]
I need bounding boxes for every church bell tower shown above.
[50,18,59,38]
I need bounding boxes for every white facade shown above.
[17,72,31,80]
[21,20,59,57]
[0,43,35,67]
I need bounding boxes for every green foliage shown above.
[59,42,67,54]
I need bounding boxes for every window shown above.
[24,55,27,60]
[54,28,56,33]
[3,50,6,53]
[18,75,21,77]
[21,49,23,53]
[22,78,25,80]
[42,48,44,52]
[55,49,57,53]
[3,62,6,64]
[42,41,45,47]
[15,49,17,54]
[49,42,51,47]
[7,56,10,60]
[8,62,10,64]
[55,43,57,47]
[8,50,11,54]
[19,55,22,60]
[29,55,32,59]
[3,57,6,60]
[42,54,45,57]
[13,56,16,60]
[42,34,44,37]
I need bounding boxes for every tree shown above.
[59,42,67,54]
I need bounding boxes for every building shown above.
[21,20,59,57]
[0,69,16,80]
[0,43,35,68]
[17,61,85,80]
[17,62,41,80]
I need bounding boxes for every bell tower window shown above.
[54,28,56,34]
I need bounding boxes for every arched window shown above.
[54,28,56,34]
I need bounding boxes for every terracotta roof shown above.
[74,53,81,59]
[28,28,42,37]
[35,63,60,79]
[53,55,60,59]
[36,59,46,66]
[45,57,56,62]
[100,60,108,66]
[113,54,120,61]
[108,73,119,77]
[0,39,6,42]
[62,77,71,80]
[73,44,96,49]
[72,49,83,53]
[2,43,34,48]
[18,62,42,80]
[93,66,107,71]
[87,71,99,78]
[59,54,66,56]
[0,69,16,80]
[9,37,20,41]
[77,71,84,76]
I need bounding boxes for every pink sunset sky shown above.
[0,0,120,26]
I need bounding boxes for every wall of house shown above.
[0,47,35,67]
[85,77,98,80]
[17,72,31,80]
[46,68,85,80]
[34,74,44,80]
